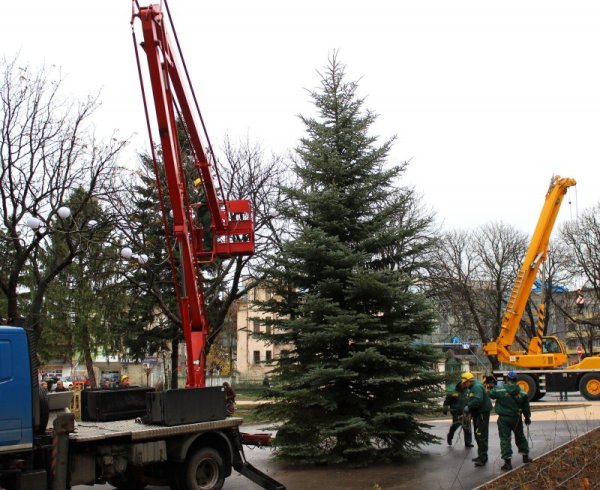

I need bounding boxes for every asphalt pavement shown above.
[75,393,600,490]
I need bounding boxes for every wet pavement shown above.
[75,394,600,490]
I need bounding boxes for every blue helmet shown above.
[507,370,518,380]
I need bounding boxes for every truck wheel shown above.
[533,391,546,401]
[580,373,600,401]
[516,374,537,401]
[37,386,50,435]
[182,447,225,490]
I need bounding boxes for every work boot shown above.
[465,443,474,448]
[447,433,452,446]
[472,457,481,462]
[501,459,512,471]
[522,454,532,464]
[474,459,487,467]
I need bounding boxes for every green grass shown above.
[230,383,272,423]
[235,405,273,424]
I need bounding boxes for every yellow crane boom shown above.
[483,175,575,369]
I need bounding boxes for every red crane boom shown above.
[131,1,254,387]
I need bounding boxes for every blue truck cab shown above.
[0,326,33,453]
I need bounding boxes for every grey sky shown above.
[3,1,599,233]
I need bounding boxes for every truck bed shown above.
[70,417,243,443]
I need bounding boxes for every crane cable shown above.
[163,0,228,208]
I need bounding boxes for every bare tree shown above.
[0,56,126,341]
[536,243,572,336]
[201,136,290,346]
[427,229,486,340]
[474,222,529,344]
[109,136,289,386]
[427,222,528,369]
[554,206,600,355]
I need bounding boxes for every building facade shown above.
[236,287,291,383]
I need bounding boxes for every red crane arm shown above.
[131,2,255,387]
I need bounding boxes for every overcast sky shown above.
[3,1,599,233]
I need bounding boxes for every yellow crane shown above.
[483,176,600,400]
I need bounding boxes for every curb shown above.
[473,425,600,489]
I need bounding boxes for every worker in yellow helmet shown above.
[462,372,492,467]
[119,375,130,388]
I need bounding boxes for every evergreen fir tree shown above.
[256,53,443,465]
[118,153,185,387]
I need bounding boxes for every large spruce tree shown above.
[256,53,443,465]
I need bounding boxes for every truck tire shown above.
[37,386,50,435]
[532,391,546,401]
[579,373,600,401]
[182,447,225,490]
[516,374,537,401]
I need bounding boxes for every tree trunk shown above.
[85,348,97,389]
[488,354,500,371]
[79,322,97,388]
[6,289,18,326]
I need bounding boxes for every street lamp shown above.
[57,206,71,219]
[26,216,42,229]
[121,247,133,260]
[121,247,149,265]
[25,205,98,233]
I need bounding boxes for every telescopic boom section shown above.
[132,2,255,387]
[483,175,576,365]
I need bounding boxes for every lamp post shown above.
[26,206,99,236]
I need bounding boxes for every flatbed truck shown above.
[0,326,283,490]
[2,3,284,488]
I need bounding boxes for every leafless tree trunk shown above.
[0,56,126,342]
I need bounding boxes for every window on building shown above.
[265,350,272,363]
[280,350,289,358]
[253,350,261,364]
[265,324,272,335]
[253,320,260,333]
